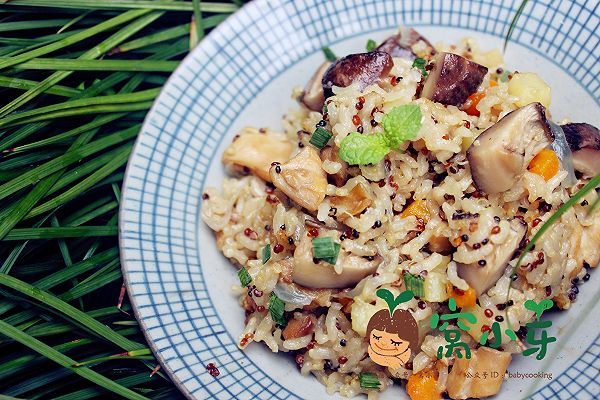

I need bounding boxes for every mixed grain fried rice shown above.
[201,30,600,399]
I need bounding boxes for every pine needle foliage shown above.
[0,2,247,398]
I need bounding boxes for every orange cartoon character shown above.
[367,289,419,370]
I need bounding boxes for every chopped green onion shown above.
[237,267,252,287]
[262,244,271,264]
[312,237,340,265]
[269,292,286,326]
[359,372,381,389]
[323,104,328,114]
[412,57,427,76]
[322,46,336,62]
[403,273,425,298]
[366,39,377,52]
[309,127,332,149]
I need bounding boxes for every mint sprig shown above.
[338,133,389,165]
[338,105,422,165]
[412,57,428,76]
[381,104,422,148]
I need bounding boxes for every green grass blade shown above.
[193,0,205,42]
[20,306,130,339]
[4,368,74,398]
[6,0,238,12]
[0,214,54,275]
[0,88,159,128]
[61,268,122,302]
[3,226,118,240]
[0,9,150,71]
[0,274,143,351]
[0,150,63,170]
[0,75,80,97]
[0,101,153,128]
[53,372,155,400]
[5,115,122,154]
[0,320,148,400]
[59,196,114,225]
[51,215,85,310]
[114,15,230,54]
[26,145,131,218]
[0,249,119,318]
[0,10,162,117]
[12,58,178,72]
[0,178,57,241]
[0,338,94,379]
[73,354,154,367]
[0,19,72,32]
[57,10,94,34]
[0,127,99,239]
[0,124,139,201]
[504,0,529,51]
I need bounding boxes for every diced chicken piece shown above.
[329,180,372,221]
[300,61,331,112]
[282,314,315,340]
[320,146,349,186]
[561,122,600,177]
[466,103,554,194]
[292,234,380,289]
[457,218,527,296]
[421,52,488,106]
[277,258,295,284]
[269,147,327,211]
[322,51,393,98]
[222,128,293,181]
[375,26,436,59]
[446,347,512,399]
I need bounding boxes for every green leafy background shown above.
[0,2,248,399]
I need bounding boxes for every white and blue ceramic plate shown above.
[119,1,600,399]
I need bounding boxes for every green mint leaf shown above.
[412,57,428,76]
[381,104,422,149]
[366,39,377,52]
[338,133,389,165]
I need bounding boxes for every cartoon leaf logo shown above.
[376,289,414,316]
[524,299,554,320]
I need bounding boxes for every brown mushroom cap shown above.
[420,52,488,106]
[291,234,380,289]
[322,51,393,98]
[299,61,331,112]
[466,103,554,194]
[561,122,600,176]
[375,27,436,59]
